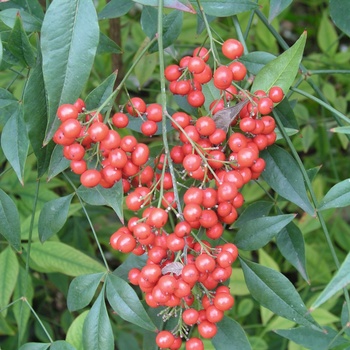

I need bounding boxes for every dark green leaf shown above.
[149,11,183,53]
[318,178,350,210]
[233,201,273,228]
[251,32,306,94]
[98,0,134,19]
[1,107,29,184]
[23,47,52,178]
[341,302,350,337]
[127,114,170,136]
[38,193,75,242]
[274,99,299,129]
[311,252,350,310]
[11,0,44,20]
[202,79,220,112]
[268,0,292,22]
[141,6,157,39]
[239,51,275,75]
[330,0,350,37]
[106,273,157,331]
[261,145,314,215]
[235,214,295,250]
[0,9,42,32]
[0,189,21,250]
[275,326,349,349]
[67,273,105,312]
[47,145,70,181]
[173,95,198,116]
[212,316,252,350]
[27,241,106,276]
[85,73,117,113]
[116,332,141,350]
[114,254,147,281]
[18,343,50,350]
[41,0,99,143]
[83,291,114,350]
[0,88,17,110]
[76,182,123,223]
[7,14,36,67]
[240,257,319,328]
[133,0,195,13]
[276,221,309,282]
[190,0,258,17]
[97,32,122,55]
[50,341,77,350]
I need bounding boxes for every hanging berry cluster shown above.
[53,37,284,350]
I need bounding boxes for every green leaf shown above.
[27,241,106,276]
[10,0,44,20]
[239,51,276,75]
[19,343,50,350]
[97,32,122,54]
[149,10,183,53]
[41,0,99,144]
[331,126,350,134]
[212,316,252,350]
[261,145,314,215]
[311,252,350,310]
[0,189,21,250]
[98,0,134,19]
[229,268,249,296]
[66,310,89,350]
[141,6,157,39]
[67,273,105,312]
[251,32,306,95]
[133,0,195,13]
[202,79,221,112]
[317,11,338,55]
[0,312,15,335]
[47,145,70,181]
[85,72,117,113]
[0,9,42,32]
[7,13,36,67]
[275,326,349,350]
[38,193,75,242]
[76,182,123,223]
[268,0,292,22]
[233,201,273,228]
[1,107,29,185]
[318,178,350,210]
[330,0,350,37]
[135,52,158,88]
[106,273,157,331]
[0,246,19,316]
[0,87,18,110]
[114,254,147,281]
[235,214,295,250]
[190,0,258,17]
[83,291,114,350]
[275,99,299,130]
[240,257,319,329]
[50,341,77,350]
[276,221,309,282]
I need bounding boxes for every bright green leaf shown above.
[0,246,19,316]
[330,0,350,37]
[212,317,252,350]
[317,11,338,55]
[229,268,249,296]
[47,145,70,181]
[240,257,320,328]
[66,310,89,350]
[261,145,314,215]
[77,182,123,223]
[239,51,275,75]
[50,341,76,350]
[27,241,106,276]
[38,193,75,242]
[0,189,21,250]
[98,0,134,19]
[331,126,350,134]
[202,79,221,112]
[268,0,292,22]
[318,178,350,210]
[83,291,114,350]
[67,273,105,312]
[1,107,29,185]
[41,0,99,143]
[311,253,350,310]
[235,214,295,250]
[106,273,157,331]
[251,32,306,95]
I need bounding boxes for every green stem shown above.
[232,16,248,55]
[0,297,22,313]
[62,172,110,271]
[309,69,350,75]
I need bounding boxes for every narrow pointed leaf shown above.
[133,0,195,13]
[239,51,275,75]
[77,182,123,223]
[27,241,106,276]
[41,0,99,143]
[261,145,314,215]
[330,0,350,37]
[106,273,157,331]
[318,178,350,210]
[38,193,75,242]
[47,145,70,181]
[331,126,350,134]
[1,107,29,184]
[275,326,349,350]
[233,201,273,228]
[212,317,252,350]
[251,32,306,94]
[240,257,319,329]
[268,0,292,22]
[67,273,105,312]
[51,341,76,350]
[276,221,309,282]
[97,32,122,54]
[18,343,50,350]
[0,246,19,315]
[83,292,114,350]
[66,310,89,350]
[0,189,21,250]
[98,0,134,19]
[311,253,350,309]
[0,9,42,32]
[235,214,295,250]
